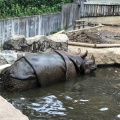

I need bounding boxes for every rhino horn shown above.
[81,50,88,59]
[90,55,95,64]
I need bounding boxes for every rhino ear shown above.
[76,48,81,55]
[81,50,88,59]
[90,55,95,64]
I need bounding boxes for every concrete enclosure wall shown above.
[62,3,80,28]
[79,16,120,24]
[0,13,62,43]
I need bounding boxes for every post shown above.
[0,38,2,52]
[74,0,85,18]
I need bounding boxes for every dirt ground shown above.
[75,26,120,44]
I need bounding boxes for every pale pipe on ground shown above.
[68,42,120,48]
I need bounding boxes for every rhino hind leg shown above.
[4,77,38,91]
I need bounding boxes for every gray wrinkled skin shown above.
[1,50,97,91]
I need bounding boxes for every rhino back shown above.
[24,53,67,86]
[10,57,35,79]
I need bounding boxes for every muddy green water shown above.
[0,67,120,120]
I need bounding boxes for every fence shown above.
[62,2,120,28]
[82,3,120,17]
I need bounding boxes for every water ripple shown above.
[10,95,67,119]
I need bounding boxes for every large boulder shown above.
[68,46,120,65]
[0,96,28,120]
[0,54,8,65]
[0,50,32,66]
[25,34,69,52]
[26,35,47,45]
[0,50,20,65]
[3,35,26,50]
[47,33,69,51]
[25,35,51,52]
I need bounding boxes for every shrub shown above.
[0,0,73,19]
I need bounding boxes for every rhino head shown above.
[75,48,97,74]
[67,48,97,74]
[83,55,97,74]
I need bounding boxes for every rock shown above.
[0,96,28,120]
[3,35,26,50]
[0,55,8,65]
[26,35,51,52]
[68,46,120,65]
[47,34,69,51]
[26,35,47,45]
[0,50,32,65]
[0,64,11,73]
[3,34,69,52]
[47,33,69,42]
[71,83,84,92]
[0,50,18,64]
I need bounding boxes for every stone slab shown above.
[0,50,32,66]
[0,64,11,73]
[0,96,29,120]
[68,46,120,65]
[0,46,120,68]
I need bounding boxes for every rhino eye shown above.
[89,62,92,65]
[85,63,89,67]
[89,61,93,65]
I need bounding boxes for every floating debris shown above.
[80,99,89,102]
[20,97,26,100]
[65,96,73,100]
[31,103,40,107]
[68,107,74,110]
[73,100,78,103]
[117,114,120,118]
[99,107,108,111]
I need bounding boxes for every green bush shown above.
[0,0,73,19]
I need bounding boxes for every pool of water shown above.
[0,67,120,120]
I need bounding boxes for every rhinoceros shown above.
[1,50,97,91]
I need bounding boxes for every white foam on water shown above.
[117,114,120,118]
[68,107,74,109]
[80,99,89,102]
[65,96,73,100]
[99,107,109,111]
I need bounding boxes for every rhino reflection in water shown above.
[1,50,97,91]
